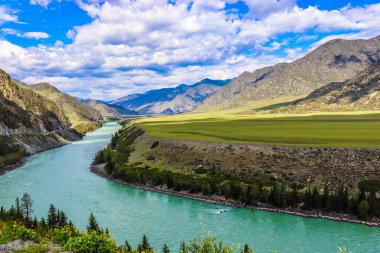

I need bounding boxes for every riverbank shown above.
[91,163,380,227]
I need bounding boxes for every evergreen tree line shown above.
[97,147,380,220]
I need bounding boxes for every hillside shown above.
[112,78,230,114]
[0,69,82,167]
[30,83,103,124]
[0,70,70,134]
[273,63,380,113]
[199,35,380,110]
[84,99,138,117]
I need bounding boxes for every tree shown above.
[140,235,152,252]
[124,240,132,251]
[59,211,68,227]
[48,204,57,228]
[162,244,170,253]
[242,244,253,253]
[15,197,22,220]
[357,200,369,220]
[20,193,33,221]
[87,212,100,232]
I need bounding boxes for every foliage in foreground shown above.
[0,194,352,253]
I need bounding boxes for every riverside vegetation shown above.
[0,194,353,253]
[94,124,380,222]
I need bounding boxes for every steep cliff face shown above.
[0,69,82,167]
[0,70,70,135]
[200,35,380,109]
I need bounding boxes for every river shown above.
[0,123,379,252]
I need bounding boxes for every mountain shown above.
[199,35,380,110]
[0,70,70,134]
[112,78,231,114]
[84,99,139,117]
[0,69,81,160]
[29,83,103,124]
[274,63,380,113]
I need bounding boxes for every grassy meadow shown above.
[135,110,380,147]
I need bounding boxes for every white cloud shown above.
[1,28,49,40]
[1,1,380,100]
[30,0,53,8]
[243,0,296,19]
[0,6,19,24]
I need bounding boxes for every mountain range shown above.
[111,78,231,114]
[82,99,139,117]
[198,35,380,110]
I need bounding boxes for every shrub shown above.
[50,226,79,245]
[358,179,380,192]
[150,141,160,149]
[357,200,370,220]
[64,231,117,253]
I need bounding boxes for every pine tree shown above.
[162,244,170,253]
[242,244,253,253]
[47,204,57,228]
[87,212,100,232]
[20,193,33,222]
[15,197,22,220]
[39,218,47,229]
[125,240,132,251]
[59,211,68,227]
[140,235,152,252]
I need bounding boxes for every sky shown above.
[0,0,380,100]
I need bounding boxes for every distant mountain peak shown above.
[112,78,231,114]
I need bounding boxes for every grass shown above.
[135,112,380,147]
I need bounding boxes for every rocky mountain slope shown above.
[112,78,230,114]
[0,69,82,161]
[84,99,138,117]
[275,63,380,113]
[30,83,103,124]
[199,35,380,110]
[0,70,70,135]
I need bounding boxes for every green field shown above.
[136,113,380,147]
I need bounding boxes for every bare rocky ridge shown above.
[274,63,380,113]
[199,35,380,109]
[131,133,380,191]
[30,83,103,124]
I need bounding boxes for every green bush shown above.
[150,141,160,149]
[49,226,79,245]
[64,231,117,253]
[13,225,42,243]
[358,179,380,192]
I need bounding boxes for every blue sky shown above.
[0,0,380,99]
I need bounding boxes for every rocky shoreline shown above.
[0,158,27,176]
[91,163,380,227]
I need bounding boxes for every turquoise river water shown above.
[0,123,379,252]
